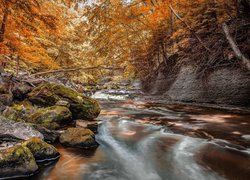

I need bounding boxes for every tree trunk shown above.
[0,7,9,42]
[222,22,250,71]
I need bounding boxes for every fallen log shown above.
[29,66,123,77]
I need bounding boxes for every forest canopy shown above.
[0,0,248,83]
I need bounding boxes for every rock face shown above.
[22,137,60,162]
[0,116,44,140]
[28,83,101,119]
[59,128,98,148]
[27,106,72,129]
[144,66,250,106]
[0,145,38,179]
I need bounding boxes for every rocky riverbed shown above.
[0,75,101,179]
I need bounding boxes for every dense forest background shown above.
[0,0,249,83]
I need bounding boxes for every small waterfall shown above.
[93,120,225,180]
[96,121,162,180]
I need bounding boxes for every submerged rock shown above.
[0,116,44,140]
[28,83,100,119]
[27,105,72,129]
[59,128,98,149]
[75,120,101,133]
[0,145,38,179]
[22,137,60,162]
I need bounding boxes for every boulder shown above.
[0,116,44,140]
[59,128,98,149]
[2,101,34,122]
[27,106,72,129]
[22,137,60,162]
[0,145,38,179]
[28,83,100,119]
[12,82,33,100]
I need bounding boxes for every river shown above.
[28,89,250,180]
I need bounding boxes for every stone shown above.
[0,116,44,140]
[75,120,101,133]
[59,128,98,149]
[31,125,59,143]
[12,82,33,100]
[56,100,70,108]
[0,93,13,106]
[28,83,101,119]
[22,137,60,162]
[26,106,72,129]
[0,145,38,179]
[2,107,23,122]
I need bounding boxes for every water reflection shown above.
[30,144,104,180]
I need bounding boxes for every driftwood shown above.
[29,66,122,77]
[169,5,212,53]
[222,22,250,71]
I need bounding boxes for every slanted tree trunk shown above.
[0,1,9,42]
[222,22,250,71]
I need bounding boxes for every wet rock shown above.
[12,82,33,100]
[27,106,72,129]
[0,145,38,179]
[59,128,98,149]
[22,137,60,162]
[75,120,101,133]
[0,116,44,140]
[28,83,100,119]
[32,125,59,143]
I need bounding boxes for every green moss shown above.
[27,106,72,128]
[27,83,59,106]
[2,107,24,122]
[12,100,34,111]
[0,145,36,168]
[59,128,97,148]
[28,83,101,120]
[22,137,59,161]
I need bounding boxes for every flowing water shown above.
[30,90,250,180]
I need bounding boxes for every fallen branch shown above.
[29,66,122,77]
[169,5,212,53]
[222,22,250,71]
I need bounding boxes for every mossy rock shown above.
[22,137,60,162]
[2,101,34,122]
[28,83,100,120]
[12,100,34,111]
[0,145,38,179]
[2,107,24,122]
[26,106,72,129]
[59,128,98,149]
